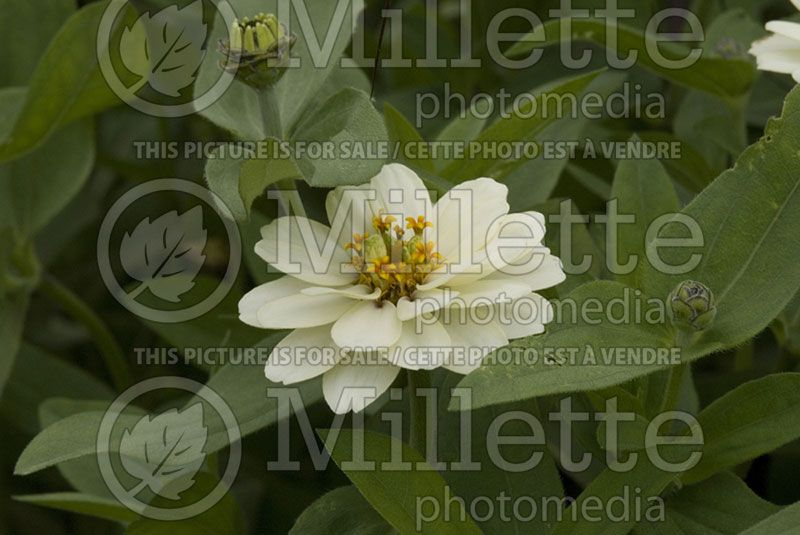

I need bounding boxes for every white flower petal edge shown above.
[443,318,509,375]
[331,301,403,349]
[240,163,565,414]
[388,320,452,370]
[239,276,367,329]
[750,4,800,82]
[323,360,401,414]
[265,325,341,384]
[255,216,355,287]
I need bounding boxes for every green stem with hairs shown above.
[39,274,132,392]
[660,362,688,415]
[660,328,696,414]
[258,84,283,140]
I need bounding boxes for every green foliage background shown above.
[2,0,800,533]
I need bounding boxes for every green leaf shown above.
[290,486,393,535]
[0,87,96,237]
[455,87,800,409]
[0,290,30,399]
[14,493,138,524]
[206,88,386,221]
[552,442,700,535]
[440,70,604,182]
[674,90,746,173]
[636,131,715,193]
[609,138,679,288]
[438,375,564,535]
[15,351,323,476]
[384,102,433,172]
[239,139,303,219]
[534,198,603,295]
[204,147,250,222]
[502,72,626,211]
[432,97,491,173]
[125,473,245,535]
[0,0,75,86]
[39,399,124,498]
[452,281,673,410]
[0,344,113,435]
[197,0,357,140]
[506,19,755,98]
[775,289,800,357]
[642,84,800,357]
[323,429,482,535]
[140,276,275,372]
[291,87,388,188]
[671,10,763,173]
[740,501,800,535]
[682,373,800,484]
[636,472,780,535]
[0,0,136,162]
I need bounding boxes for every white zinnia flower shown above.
[239,163,565,413]
[750,1,800,82]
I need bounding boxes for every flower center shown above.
[345,212,444,304]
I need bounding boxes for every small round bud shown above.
[218,13,297,89]
[668,280,716,332]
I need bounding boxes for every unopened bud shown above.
[668,280,716,332]
[218,12,297,89]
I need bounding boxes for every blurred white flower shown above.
[239,164,564,413]
[750,1,800,82]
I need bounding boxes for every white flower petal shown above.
[447,211,548,287]
[451,279,533,308]
[301,285,381,300]
[754,50,800,74]
[485,254,566,292]
[433,177,510,263]
[750,33,800,55]
[495,293,554,339]
[388,319,452,370]
[256,292,360,329]
[265,326,341,384]
[238,276,311,327]
[396,288,460,321]
[370,163,433,223]
[256,216,355,287]
[765,21,800,41]
[322,361,400,414]
[325,183,379,239]
[443,319,508,375]
[332,301,403,349]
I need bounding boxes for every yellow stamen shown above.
[345,214,444,304]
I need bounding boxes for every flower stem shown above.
[258,84,283,140]
[660,362,688,415]
[407,369,430,455]
[39,274,133,392]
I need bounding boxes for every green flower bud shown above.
[219,13,296,89]
[363,234,388,263]
[668,280,716,332]
[404,235,423,263]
